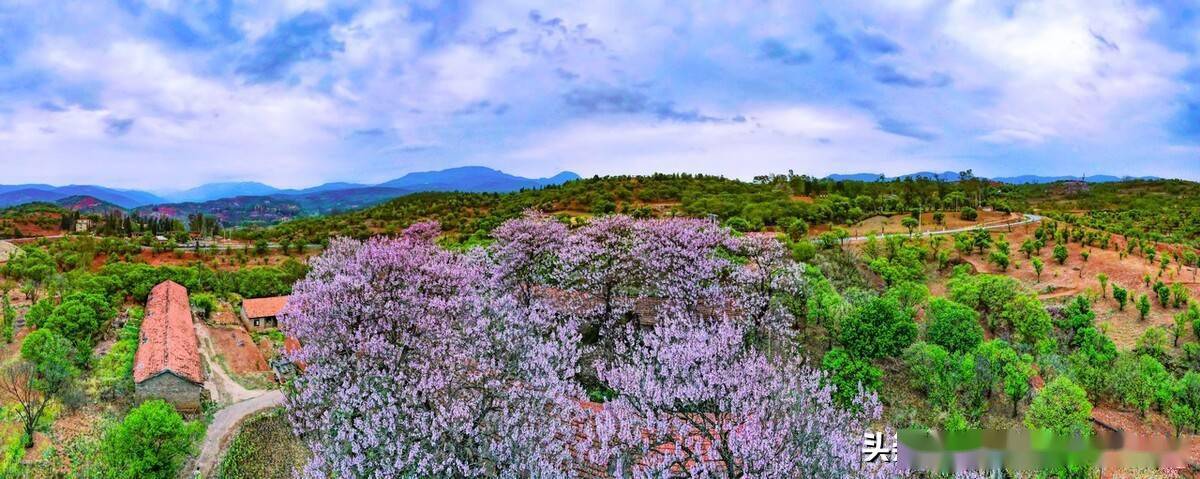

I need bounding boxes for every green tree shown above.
[189,293,217,320]
[932,211,945,226]
[1155,282,1170,308]
[960,207,978,221]
[1137,294,1151,321]
[724,216,752,233]
[1053,244,1068,265]
[100,399,204,478]
[785,219,809,241]
[947,272,1020,333]
[1,295,13,344]
[23,300,54,329]
[972,229,991,255]
[1113,285,1128,311]
[1020,239,1036,259]
[42,299,102,356]
[1025,376,1093,436]
[925,298,984,354]
[820,348,882,408]
[903,342,977,413]
[1172,304,1198,347]
[989,250,1010,271]
[1167,373,1200,436]
[837,295,917,360]
[1032,257,1044,283]
[1112,354,1170,417]
[1170,283,1189,308]
[1135,326,1169,360]
[2,247,55,303]
[1003,354,1035,418]
[1097,273,1108,298]
[1068,327,1118,394]
[901,217,918,237]
[4,329,77,447]
[1002,293,1053,347]
[253,238,269,256]
[1080,250,1090,262]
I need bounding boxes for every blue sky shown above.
[2,0,1200,189]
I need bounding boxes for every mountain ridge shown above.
[0,166,581,208]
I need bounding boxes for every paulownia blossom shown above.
[282,222,582,478]
[284,215,900,478]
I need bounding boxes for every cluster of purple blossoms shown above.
[282,214,900,478]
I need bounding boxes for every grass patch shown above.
[216,408,308,479]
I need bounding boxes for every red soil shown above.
[206,324,268,374]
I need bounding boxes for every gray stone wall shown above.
[135,371,203,412]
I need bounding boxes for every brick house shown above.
[133,280,204,412]
[240,296,289,332]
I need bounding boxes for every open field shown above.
[956,226,1200,348]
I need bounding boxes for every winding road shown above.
[194,390,285,478]
[192,321,285,478]
[840,213,1042,244]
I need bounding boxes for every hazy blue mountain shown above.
[0,188,67,207]
[0,166,579,221]
[0,184,162,208]
[281,182,370,195]
[109,187,165,206]
[165,182,281,202]
[0,184,57,194]
[128,167,581,225]
[536,171,583,185]
[53,185,153,208]
[377,166,580,192]
[896,171,962,181]
[156,167,579,204]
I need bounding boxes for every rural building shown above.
[73,218,93,233]
[133,280,204,412]
[241,296,289,331]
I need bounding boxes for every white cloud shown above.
[939,0,1187,143]
[501,105,946,179]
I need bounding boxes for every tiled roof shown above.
[283,336,305,370]
[243,296,289,319]
[133,281,203,384]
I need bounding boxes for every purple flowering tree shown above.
[284,215,900,478]
[282,222,583,478]
[551,216,890,477]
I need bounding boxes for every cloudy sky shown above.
[2,0,1200,189]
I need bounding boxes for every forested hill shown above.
[242,174,1200,249]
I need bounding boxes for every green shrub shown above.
[100,400,204,479]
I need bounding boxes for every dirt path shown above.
[195,322,258,404]
[841,213,1042,243]
[194,390,285,478]
[191,320,283,477]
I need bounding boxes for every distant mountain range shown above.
[0,184,164,209]
[824,171,1162,184]
[0,166,580,209]
[0,166,581,225]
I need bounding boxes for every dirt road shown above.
[195,322,259,404]
[841,213,1042,244]
[192,320,285,477]
[194,390,285,478]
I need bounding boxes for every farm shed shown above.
[133,280,205,412]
